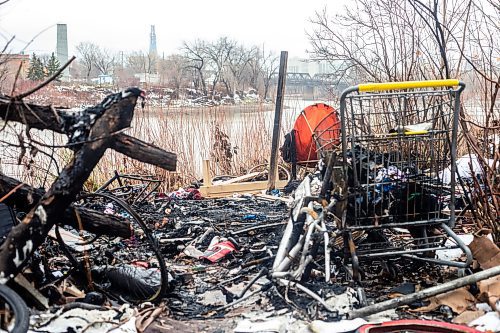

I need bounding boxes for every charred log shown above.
[0,90,140,279]
[0,173,131,238]
[112,135,177,171]
[0,96,177,171]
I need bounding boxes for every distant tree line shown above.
[27,52,61,81]
[73,37,279,100]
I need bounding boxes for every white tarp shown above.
[439,154,495,184]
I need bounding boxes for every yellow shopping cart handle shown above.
[389,129,429,136]
[358,79,460,92]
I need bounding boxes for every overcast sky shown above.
[0,0,343,59]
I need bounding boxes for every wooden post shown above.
[268,51,288,191]
[202,159,211,186]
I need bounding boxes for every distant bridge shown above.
[271,72,342,86]
[270,72,347,99]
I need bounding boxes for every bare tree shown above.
[158,54,188,98]
[247,52,262,91]
[225,45,258,96]
[307,0,458,83]
[93,47,115,76]
[259,50,279,100]
[182,40,208,95]
[204,37,235,98]
[128,51,157,73]
[76,42,99,82]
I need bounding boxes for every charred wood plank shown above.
[112,135,177,171]
[0,173,42,211]
[0,99,63,131]
[0,174,132,239]
[0,98,177,171]
[0,91,139,279]
[64,206,131,239]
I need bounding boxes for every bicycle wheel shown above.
[246,163,291,182]
[59,192,169,303]
[0,284,29,333]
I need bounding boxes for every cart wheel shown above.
[0,284,29,333]
[65,192,170,303]
[348,236,361,282]
[356,287,368,307]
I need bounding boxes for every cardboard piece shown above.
[469,235,500,269]
[477,276,500,312]
[452,310,486,325]
[412,287,476,314]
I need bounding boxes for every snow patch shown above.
[35,205,47,224]
[13,240,33,267]
[0,272,7,284]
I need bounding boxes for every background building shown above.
[1,53,30,79]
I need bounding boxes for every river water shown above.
[0,97,329,187]
[124,98,324,178]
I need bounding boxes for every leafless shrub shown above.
[308,0,499,240]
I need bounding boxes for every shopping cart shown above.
[322,79,473,282]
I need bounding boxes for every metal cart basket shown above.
[332,79,473,281]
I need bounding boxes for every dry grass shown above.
[1,83,313,192]
[87,100,303,192]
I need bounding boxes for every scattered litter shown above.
[453,310,486,325]
[93,264,163,301]
[183,245,204,259]
[1,87,497,332]
[439,154,495,184]
[198,290,227,306]
[388,282,416,297]
[477,276,500,312]
[325,287,359,314]
[468,311,500,332]
[233,318,286,333]
[412,287,476,314]
[309,318,367,333]
[469,235,500,269]
[29,305,136,333]
[436,234,474,261]
[201,238,238,262]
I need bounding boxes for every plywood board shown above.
[200,180,288,198]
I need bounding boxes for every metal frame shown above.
[337,79,472,277]
[95,171,161,205]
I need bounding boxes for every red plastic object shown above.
[356,319,482,333]
[292,103,341,163]
[201,241,236,262]
[132,261,149,269]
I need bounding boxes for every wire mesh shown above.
[313,111,342,156]
[340,88,459,228]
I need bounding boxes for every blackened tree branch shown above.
[0,98,177,171]
[0,91,140,279]
[0,173,131,238]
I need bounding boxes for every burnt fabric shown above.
[346,146,440,225]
